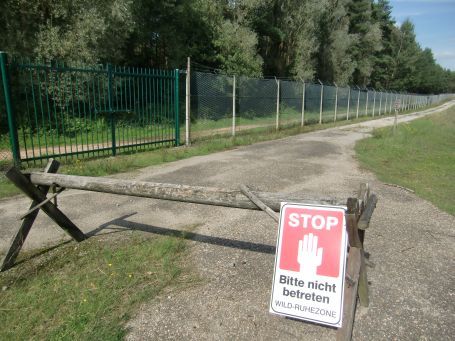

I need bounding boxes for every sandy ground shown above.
[0,101,454,340]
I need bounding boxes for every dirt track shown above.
[1,101,454,340]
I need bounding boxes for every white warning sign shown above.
[269,203,348,327]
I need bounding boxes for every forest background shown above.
[1,0,454,94]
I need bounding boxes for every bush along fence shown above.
[185,58,454,144]
[0,51,179,166]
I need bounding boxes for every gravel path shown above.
[1,101,454,340]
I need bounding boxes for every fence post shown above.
[0,51,20,164]
[384,91,394,114]
[347,87,350,120]
[174,69,180,146]
[394,105,398,135]
[365,89,369,116]
[185,57,191,146]
[334,82,338,122]
[392,92,395,113]
[356,86,360,119]
[301,79,305,126]
[393,92,397,112]
[232,75,236,136]
[372,89,376,117]
[319,79,323,124]
[107,64,116,156]
[387,92,390,113]
[275,78,280,130]
[384,92,388,114]
[378,91,382,116]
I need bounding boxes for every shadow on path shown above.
[90,212,276,255]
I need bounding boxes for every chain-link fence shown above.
[186,69,453,144]
[280,80,303,126]
[189,71,233,139]
[237,77,276,131]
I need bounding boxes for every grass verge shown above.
[0,231,190,340]
[355,105,455,215]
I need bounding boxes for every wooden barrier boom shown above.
[2,160,378,341]
[27,172,345,211]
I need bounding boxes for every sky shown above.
[389,0,455,71]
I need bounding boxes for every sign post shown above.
[270,203,347,328]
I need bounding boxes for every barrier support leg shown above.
[1,159,61,271]
[2,161,86,271]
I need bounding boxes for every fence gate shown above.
[0,52,180,166]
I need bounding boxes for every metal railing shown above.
[0,52,180,166]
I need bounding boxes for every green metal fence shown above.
[0,52,180,166]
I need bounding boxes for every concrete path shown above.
[1,101,454,340]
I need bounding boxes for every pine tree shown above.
[347,0,382,86]
[370,0,395,89]
[315,0,355,85]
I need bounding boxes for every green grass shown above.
[355,106,455,215]
[0,231,191,340]
[0,176,16,198]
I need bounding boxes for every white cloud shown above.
[434,51,455,59]
[394,11,423,18]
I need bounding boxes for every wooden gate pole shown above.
[336,247,361,341]
[337,194,371,340]
[1,159,60,271]
[347,196,370,308]
[5,166,87,244]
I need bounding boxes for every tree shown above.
[0,0,452,93]
[248,0,322,79]
[315,0,356,85]
[389,20,421,91]
[213,21,263,76]
[370,0,396,89]
[347,0,382,86]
